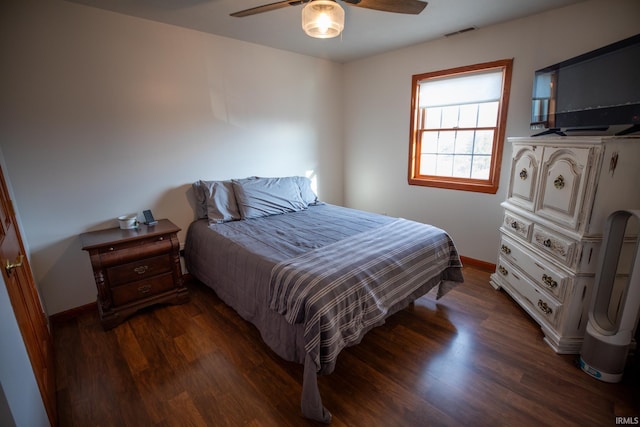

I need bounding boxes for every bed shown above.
[184,176,464,423]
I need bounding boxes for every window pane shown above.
[419,153,438,175]
[478,101,499,127]
[424,107,441,129]
[453,155,472,178]
[473,130,494,154]
[454,131,474,154]
[437,132,455,153]
[436,154,454,176]
[421,131,438,153]
[458,104,478,128]
[471,155,491,179]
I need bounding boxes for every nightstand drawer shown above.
[107,254,172,286]
[111,273,175,306]
[98,237,173,266]
[97,234,172,254]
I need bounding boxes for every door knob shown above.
[5,254,24,275]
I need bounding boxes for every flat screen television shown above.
[531,33,640,136]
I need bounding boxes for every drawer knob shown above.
[498,265,508,276]
[553,174,565,189]
[138,284,152,294]
[537,299,553,315]
[158,237,164,241]
[519,168,528,180]
[134,265,149,275]
[511,221,518,229]
[543,239,552,248]
[500,244,511,255]
[542,274,558,289]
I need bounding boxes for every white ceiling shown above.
[67,0,586,63]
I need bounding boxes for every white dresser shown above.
[490,136,640,354]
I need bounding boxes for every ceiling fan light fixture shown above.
[301,0,345,39]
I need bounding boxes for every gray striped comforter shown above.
[269,218,463,375]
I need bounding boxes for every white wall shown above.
[343,0,640,263]
[0,0,344,314]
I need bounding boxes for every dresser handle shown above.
[553,175,565,189]
[542,274,558,289]
[134,265,149,275]
[498,265,508,276]
[537,299,553,315]
[519,168,528,180]
[138,284,152,294]
[501,244,511,255]
[511,221,518,229]
[543,239,552,248]
[158,237,164,241]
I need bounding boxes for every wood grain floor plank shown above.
[114,322,149,375]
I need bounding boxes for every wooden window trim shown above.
[408,59,513,194]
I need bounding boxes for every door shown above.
[536,146,592,231]
[508,144,541,212]
[0,165,56,426]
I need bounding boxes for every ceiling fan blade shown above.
[344,0,427,14]
[231,1,304,17]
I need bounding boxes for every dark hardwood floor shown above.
[53,266,639,426]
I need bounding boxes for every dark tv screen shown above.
[531,34,640,135]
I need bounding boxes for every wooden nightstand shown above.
[80,219,189,330]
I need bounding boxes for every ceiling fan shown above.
[231,0,428,39]
[231,0,428,17]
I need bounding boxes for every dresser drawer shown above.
[502,211,532,242]
[111,273,175,306]
[496,257,561,327]
[499,234,570,301]
[531,225,576,266]
[107,254,172,287]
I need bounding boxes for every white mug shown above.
[117,215,138,230]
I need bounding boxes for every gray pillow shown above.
[192,181,208,219]
[295,176,320,205]
[232,177,307,219]
[195,180,242,224]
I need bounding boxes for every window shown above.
[408,59,513,193]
